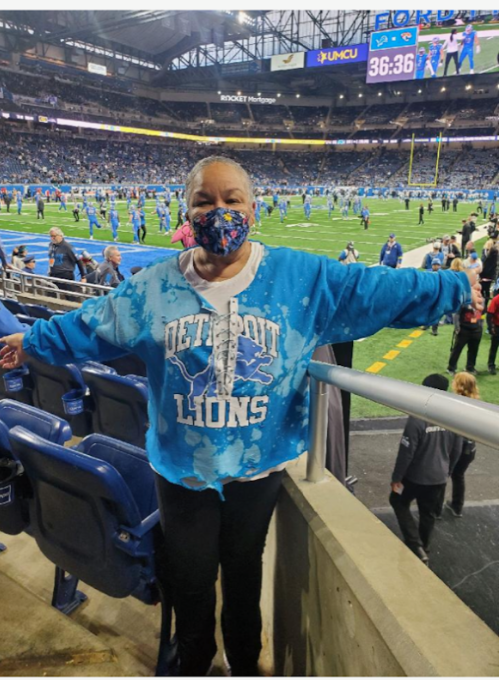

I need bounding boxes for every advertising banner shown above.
[306,44,368,68]
[270,52,305,72]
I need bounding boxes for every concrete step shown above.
[0,571,124,676]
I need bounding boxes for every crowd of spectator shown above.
[1,121,498,189]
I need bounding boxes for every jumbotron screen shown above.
[366,21,499,83]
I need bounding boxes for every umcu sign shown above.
[306,43,368,68]
[375,9,499,30]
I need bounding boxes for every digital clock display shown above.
[366,27,418,84]
[367,45,416,83]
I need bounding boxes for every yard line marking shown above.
[397,339,413,348]
[383,350,400,360]
[409,330,424,338]
[366,362,386,374]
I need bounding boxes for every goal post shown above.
[408,133,443,187]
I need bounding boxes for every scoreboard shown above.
[366,27,419,83]
[367,22,499,83]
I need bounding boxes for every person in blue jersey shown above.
[278,197,287,223]
[129,206,141,244]
[0,156,483,679]
[353,196,362,216]
[85,203,102,240]
[138,192,146,208]
[360,205,370,230]
[58,193,67,211]
[341,198,349,219]
[429,37,443,78]
[272,191,279,208]
[458,24,480,74]
[139,206,147,244]
[415,47,433,79]
[16,191,23,215]
[126,190,132,210]
[164,188,171,207]
[380,233,403,268]
[327,195,334,218]
[108,206,120,242]
[253,199,262,233]
[156,204,169,235]
[304,194,312,219]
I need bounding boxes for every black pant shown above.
[448,330,482,371]
[451,446,476,513]
[481,280,492,311]
[444,52,459,76]
[140,225,146,243]
[155,471,284,676]
[389,478,445,551]
[361,218,368,230]
[37,209,44,219]
[73,210,79,222]
[461,237,470,258]
[418,215,424,224]
[489,331,499,368]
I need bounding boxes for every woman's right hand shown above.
[0,333,28,369]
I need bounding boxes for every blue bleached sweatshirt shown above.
[22,244,471,493]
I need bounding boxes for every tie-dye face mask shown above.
[192,207,250,256]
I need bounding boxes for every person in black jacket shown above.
[48,228,86,295]
[458,219,476,258]
[389,374,463,564]
[36,195,44,220]
[447,303,483,375]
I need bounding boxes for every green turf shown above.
[1,195,495,419]
[0,197,480,264]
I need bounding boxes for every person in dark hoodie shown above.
[389,374,463,565]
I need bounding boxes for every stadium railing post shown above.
[306,376,328,483]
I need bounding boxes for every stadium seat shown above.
[0,400,71,536]
[15,314,37,327]
[24,304,55,321]
[2,298,27,316]
[7,427,173,674]
[81,366,148,448]
[103,353,147,378]
[27,357,91,437]
[0,364,33,405]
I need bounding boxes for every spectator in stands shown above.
[389,374,462,564]
[487,291,499,375]
[48,227,86,292]
[0,155,483,678]
[94,246,124,288]
[23,255,36,273]
[480,233,499,311]
[450,258,465,272]
[447,302,483,376]
[11,245,28,270]
[380,234,403,268]
[423,244,444,270]
[171,213,195,249]
[439,372,479,518]
[463,252,483,275]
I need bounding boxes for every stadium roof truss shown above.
[0,10,375,84]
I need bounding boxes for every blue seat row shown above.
[1,358,149,447]
[0,400,174,675]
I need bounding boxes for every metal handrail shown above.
[306,360,499,483]
[0,269,111,302]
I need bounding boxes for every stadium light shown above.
[296,94,300,98]
[441,87,446,92]
[465,84,472,90]
[378,92,382,96]
[257,92,261,96]
[237,91,242,95]
[277,93,281,97]
[418,89,422,94]
[358,93,363,98]
[217,90,221,95]
[339,94,344,99]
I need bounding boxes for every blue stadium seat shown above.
[0,364,33,405]
[15,314,37,327]
[7,427,173,674]
[24,304,55,321]
[0,401,71,536]
[2,298,27,316]
[103,353,147,378]
[81,366,148,448]
[27,357,91,437]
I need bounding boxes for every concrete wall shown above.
[261,457,499,676]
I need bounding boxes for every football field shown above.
[0,195,496,417]
[0,196,482,263]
